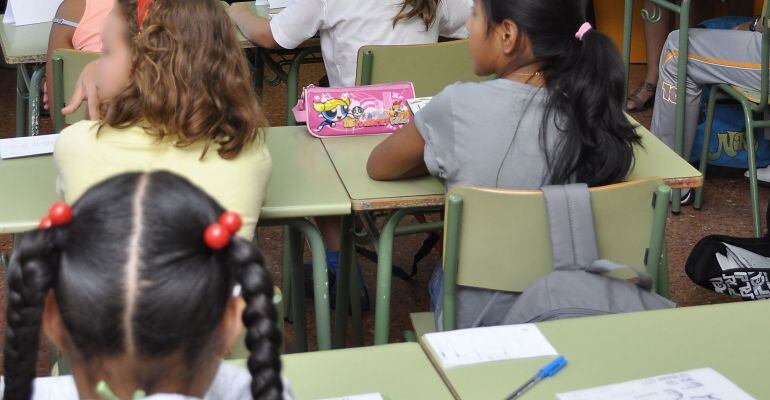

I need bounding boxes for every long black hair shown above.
[482,0,641,186]
[3,172,282,399]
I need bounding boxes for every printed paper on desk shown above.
[407,97,432,114]
[424,324,558,369]
[0,134,58,159]
[557,368,756,400]
[267,0,291,9]
[4,0,63,26]
[318,394,384,400]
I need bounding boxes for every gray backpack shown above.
[446,183,675,329]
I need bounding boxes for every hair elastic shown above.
[39,201,73,229]
[575,22,592,41]
[137,0,152,27]
[204,211,243,250]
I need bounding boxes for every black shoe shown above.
[680,188,694,207]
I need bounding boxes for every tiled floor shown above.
[0,62,761,375]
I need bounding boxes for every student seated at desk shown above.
[44,0,114,114]
[227,0,473,87]
[2,172,290,400]
[55,0,272,240]
[367,0,641,327]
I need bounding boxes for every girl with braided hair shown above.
[3,171,291,400]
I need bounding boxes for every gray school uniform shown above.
[414,79,563,328]
[651,28,764,159]
[415,79,559,190]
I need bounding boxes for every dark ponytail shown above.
[4,230,62,400]
[229,240,283,400]
[482,0,641,187]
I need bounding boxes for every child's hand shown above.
[62,60,102,120]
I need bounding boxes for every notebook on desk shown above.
[3,0,62,26]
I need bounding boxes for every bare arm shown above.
[45,0,85,115]
[227,3,279,49]
[367,122,430,181]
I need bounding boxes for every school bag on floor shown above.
[688,16,770,168]
[685,200,770,301]
[447,184,674,329]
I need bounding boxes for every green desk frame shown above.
[622,0,693,213]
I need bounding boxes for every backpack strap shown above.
[542,184,656,291]
[541,184,599,270]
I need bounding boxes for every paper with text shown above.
[4,0,63,26]
[318,394,384,400]
[424,324,558,369]
[0,134,58,159]
[267,0,291,9]
[407,97,432,114]
[557,368,756,400]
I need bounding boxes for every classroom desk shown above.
[0,126,351,352]
[322,121,702,345]
[421,301,770,399]
[0,19,51,137]
[231,343,454,400]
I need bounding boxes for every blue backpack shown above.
[689,17,770,169]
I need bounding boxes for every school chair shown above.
[403,178,671,340]
[355,40,488,97]
[51,288,284,375]
[694,0,770,238]
[51,49,100,133]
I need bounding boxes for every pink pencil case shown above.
[292,82,416,138]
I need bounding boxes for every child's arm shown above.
[45,0,85,114]
[367,123,429,181]
[227,3,279,49]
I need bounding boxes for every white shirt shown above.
[0,364,294,400]
[270,0,472,87]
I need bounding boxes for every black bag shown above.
[685,201,770,301]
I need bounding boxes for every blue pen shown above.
[504,356,568,400]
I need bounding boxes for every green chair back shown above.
[441,178,671,330]
[52,49,100,132]
[355,40,487,97]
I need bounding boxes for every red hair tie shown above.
[204,211,242,250]
[39,202,73,229]
[137,0,152,27]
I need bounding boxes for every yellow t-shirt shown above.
[54,121,273,239]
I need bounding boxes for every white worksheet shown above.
[0,134,58,159]
[4,0,63,26]
[407,97,432,114]
[557,368,756,400]
[267,0,291,9]
[318,394,384,400]
[424,324,558,369]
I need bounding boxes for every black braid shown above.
[229,239,283,400]
[4,229,62,400]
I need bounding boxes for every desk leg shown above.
[373,209,411,346]
[253,48,265,99]
[333,215,353,349]
[281,227,293,323]
[286,226,307,353]
[16,66,26,137]
[286,47,320,126]
[671,0,691,214]
[286,219,332,351]
[622,0,634,100]
[28,65,45,136]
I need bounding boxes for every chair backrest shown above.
[443,178,670,297]
[355,40,487,97]
[52,49,100,132]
